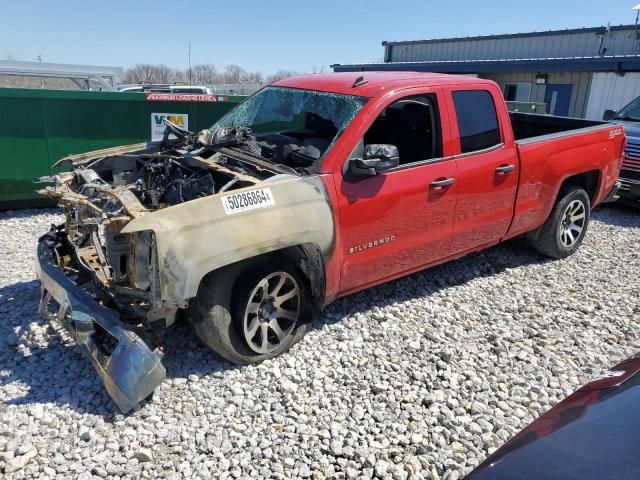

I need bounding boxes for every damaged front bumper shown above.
[36,230,166,413]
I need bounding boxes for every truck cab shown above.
[324,78,519,293]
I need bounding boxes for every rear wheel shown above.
[529,184,590,259]
[189,262,311,364]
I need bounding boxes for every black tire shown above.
[528,184,591,259]
[189,261,312,365]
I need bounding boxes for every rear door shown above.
[335,88,459,293]
[444,87,519,254]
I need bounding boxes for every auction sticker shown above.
[221,188,275,215]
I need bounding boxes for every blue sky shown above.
[1,0,638,75]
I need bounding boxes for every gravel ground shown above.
[0,206,639,479]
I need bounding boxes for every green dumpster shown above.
[0,87,239,208]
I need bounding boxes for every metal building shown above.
[332,25,640,119]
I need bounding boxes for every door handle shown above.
[429,177,455,190]
[495,164,515,175]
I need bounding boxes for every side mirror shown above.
[603,109,617,121]
[349,144,399,178]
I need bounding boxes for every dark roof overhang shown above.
[331,56,640,74]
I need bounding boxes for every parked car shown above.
[465,352,640,480]
[37,72,624,411]
[118,84,213,94]
[604,98,640,204]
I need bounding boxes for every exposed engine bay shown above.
[37,126,319,334]
[37,103,343,338]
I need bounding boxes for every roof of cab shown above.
[273,71,494,97]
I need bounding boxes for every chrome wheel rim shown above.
[243,272,300,354]
[559,199,586,248]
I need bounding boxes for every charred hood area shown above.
[38,137,291,329]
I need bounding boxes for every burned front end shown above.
[36,140,266,412]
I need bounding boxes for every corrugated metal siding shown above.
[387,28,639,63]
[481,72,592,117]
[585,72,640,120]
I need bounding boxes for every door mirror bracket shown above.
[348,144,400,178]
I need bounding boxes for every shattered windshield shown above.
[210,86,367,158]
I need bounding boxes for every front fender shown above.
[122,175,335,306]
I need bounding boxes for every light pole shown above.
[634,4,640,45]
[188,42,192,86]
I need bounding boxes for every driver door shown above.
[335,89,459,293]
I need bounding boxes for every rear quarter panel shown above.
[507,125,624,238]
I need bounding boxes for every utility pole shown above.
[188,42,192,86]
[37,54,43,88]
[634,4,640,49]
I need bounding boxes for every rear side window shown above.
[452,90,501,153]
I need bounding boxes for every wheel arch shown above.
[528,176,594,243]
[193,243,327,307]
[558,169,601,203]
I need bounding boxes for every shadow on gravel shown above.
[1,280,120,417]
[323,204,640,324]
[0,279,240,418]
[318,235,551,329]
[592,203,640,228]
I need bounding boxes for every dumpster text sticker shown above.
[151,113,189,141]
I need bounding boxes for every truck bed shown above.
[510,112,605,143]
[507,113,623,240]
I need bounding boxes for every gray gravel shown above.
[0,206,639,479]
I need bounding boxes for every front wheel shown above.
[529,184,591,259]
[189,263,312,364]
[236,270,302,355]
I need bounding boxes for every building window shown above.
[504,83,532,102]
[452,90,501,154]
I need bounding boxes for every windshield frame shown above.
[614,96,640,122]
[209,86,369,166]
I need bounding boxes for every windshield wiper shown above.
[208,126,254,147]
[162,118,194,142]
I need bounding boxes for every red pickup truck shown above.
[38,72,624,410]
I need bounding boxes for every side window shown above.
[452,90,501,154]
[363,94,442,166]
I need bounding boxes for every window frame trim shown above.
[451,88,504,155]
[355,92,446,172]
[383,142,506,173]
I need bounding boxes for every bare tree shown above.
[187,64,218,84]
[265,70,300,83]
[121,64,176,83]
[243,70,263,84]
[310,65,326,74]
[122,64,158,83]
[173,69,185,83]
[154,64,176,83]
[223,64,246,83]
[25,61,302,90]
